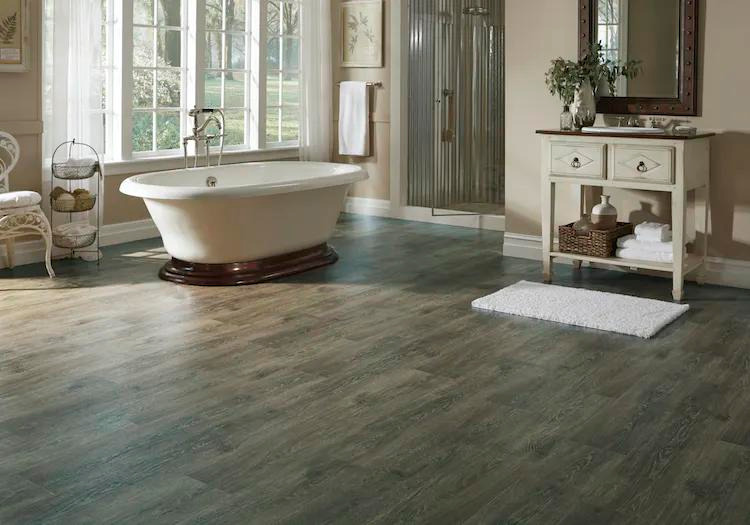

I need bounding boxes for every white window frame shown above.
[597,0,628,96]
[264,0,300,149]
[100,0,298,167]
[200,0,253,151]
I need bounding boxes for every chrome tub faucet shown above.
[183,106,226,168]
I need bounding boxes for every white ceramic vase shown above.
[592,195,618,230]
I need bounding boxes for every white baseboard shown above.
[344,197,392,218]
[0,219,160,271]
[503,232,545,261]
[0,239,46,270]
[100,219,160,247]
[503,232,750,291]
[344,197,506,232]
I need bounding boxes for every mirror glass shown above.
[595,0,681,98]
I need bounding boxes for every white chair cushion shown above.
[0,190,42,209]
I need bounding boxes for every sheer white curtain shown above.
[42,0,104,259]
[299,0,332,161]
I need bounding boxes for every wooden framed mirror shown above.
[579,0,699,116]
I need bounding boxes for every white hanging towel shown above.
[338,81,370,156]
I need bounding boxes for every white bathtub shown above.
[120,161,368,285]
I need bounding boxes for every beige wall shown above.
[505,0,750,261]
[0,0,43,203]
[330,0,390,200]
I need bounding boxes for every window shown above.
[204,0,249,147]
[598,0,621,64]
[265,0,299,145]
[49,0,301,161]
[95,0,116,156]
[132,0,186,154]
[598,0,627,95]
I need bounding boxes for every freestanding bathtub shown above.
[120,161,368,285]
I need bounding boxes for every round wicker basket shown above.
[51,193,97,213]
[53,230,98,249]
[52,161,98,180]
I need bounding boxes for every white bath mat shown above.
[472,280,689,338]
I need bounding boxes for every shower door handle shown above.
[441,89,456,142]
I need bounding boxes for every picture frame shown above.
[341,0,383,68]
[0,0,29,73]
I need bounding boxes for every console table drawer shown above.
[549,143,606,179]
[612,145,675,184]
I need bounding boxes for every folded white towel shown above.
[338,81,370,156]
[616,234,673,253]
[616,247,673,263]
[53,221,96,236]
[634,222,671,242]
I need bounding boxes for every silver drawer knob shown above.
[570,157,581,169]
[637,161,648,173]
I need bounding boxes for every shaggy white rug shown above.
[471,280,689,338]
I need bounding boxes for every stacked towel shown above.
[616,234,672,252]
[615,247,673,263]
[615,222,674,262]
[634,222,671,242]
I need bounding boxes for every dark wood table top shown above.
[536,129,716,140]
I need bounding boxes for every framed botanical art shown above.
[341,0,383,68]
[0,0,29,72]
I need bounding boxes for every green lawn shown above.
[204,74,299,145]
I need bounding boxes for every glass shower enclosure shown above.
[407,0,504,216]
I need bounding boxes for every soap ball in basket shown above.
[591,195,618,230]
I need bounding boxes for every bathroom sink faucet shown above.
[183,106,226,168]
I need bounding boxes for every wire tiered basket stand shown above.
[49,139,103,262]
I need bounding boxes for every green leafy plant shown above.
[579,42,642,96]
[0,12,17,45]
[546,42,642,102]
[545,58,579,107]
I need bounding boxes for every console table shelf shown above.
[537,130,714,301]
[549,250,704,275]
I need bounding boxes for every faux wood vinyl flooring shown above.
[2,213,750,524]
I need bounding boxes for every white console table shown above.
[537,130,714,301]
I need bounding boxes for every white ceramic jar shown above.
[592,195,618,230]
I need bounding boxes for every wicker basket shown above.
[52,161,98,180]
[53,230,98,249]
[51,193,97,213]
[73,194,96,212]
[51,194,74,212]
[559,222,633,258]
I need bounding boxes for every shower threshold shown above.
[445,202,505,216]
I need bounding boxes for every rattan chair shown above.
[0,131,55,277]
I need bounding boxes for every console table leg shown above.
[672,188,686,302]
[697,180,711,286]
[541,181,555,283]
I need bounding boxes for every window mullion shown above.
[151,23,158,151]
[244,4,251,147]
[188,0,203,158]
[251,0,266,149]
[119,0,133,160]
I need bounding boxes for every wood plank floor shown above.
[2,213,750,524]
